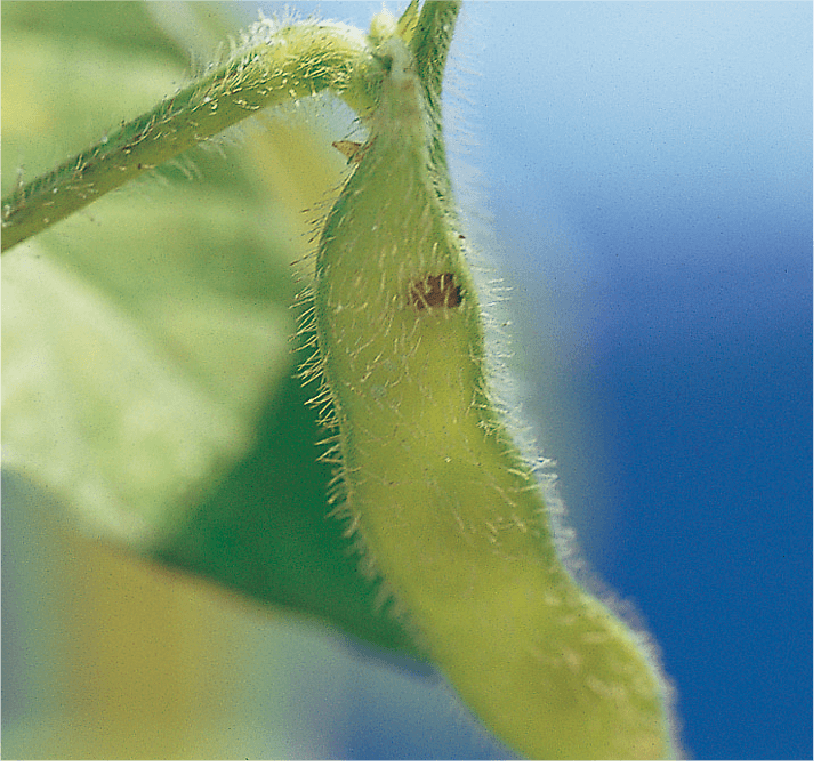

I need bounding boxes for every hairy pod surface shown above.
[312,17,674,761]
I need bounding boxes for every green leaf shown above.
[2,0,422,657]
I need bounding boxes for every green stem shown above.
[1,21,380,253]
[410,0,459,108]
[411,0,461,208]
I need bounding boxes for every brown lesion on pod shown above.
[409,273,461,310]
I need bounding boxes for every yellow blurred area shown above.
[3,475,274,758]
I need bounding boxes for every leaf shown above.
[1,1,423,657]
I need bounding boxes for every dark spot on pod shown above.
[410,273,461,309]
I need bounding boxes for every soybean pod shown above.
[309,4,674,759]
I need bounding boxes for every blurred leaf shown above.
[2,1,423,658]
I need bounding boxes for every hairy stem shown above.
[1,21,380,253]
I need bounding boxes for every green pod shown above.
[311,16,674,761]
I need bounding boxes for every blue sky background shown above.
[241,3,811,759]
